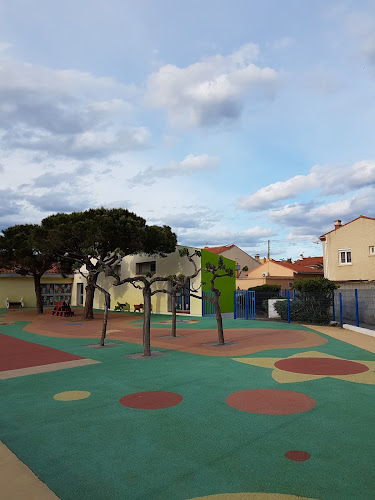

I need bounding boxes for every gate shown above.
[202,291,215,316]
[234,290,256,320]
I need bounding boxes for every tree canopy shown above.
[42,207,177,319]
[0,224,65,314]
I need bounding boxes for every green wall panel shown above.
[200,249,235,313]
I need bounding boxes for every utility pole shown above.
[267,240,270,260]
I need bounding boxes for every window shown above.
[370,246,375,256]
[338,249,351,265]
[136,261,156,275]
[41,283,72,306]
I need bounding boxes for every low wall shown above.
[268,298,285,319]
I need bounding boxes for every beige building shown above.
[72,246,204,316]
[0,267,73,308]
[319,216,375,287]
[204,244,260,277]
[236,258,323,290]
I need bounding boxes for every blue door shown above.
[234,291,256,319]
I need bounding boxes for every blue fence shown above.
[280,289,296,300]
[234,290,256,320]
[333,289,375,330]
[273,288,375,330]
[202,291,215,316]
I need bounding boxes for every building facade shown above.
[319,216,375,287]
[72,246,236,316]
[0,268,74,308]
[203,244,260,277]
[236,258,323,290]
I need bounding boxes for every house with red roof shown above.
[203,244,260,277]
[319,216,375,287]
[236,257,323,290]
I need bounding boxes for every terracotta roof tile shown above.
[0,263,64,275]
[272,260,323,274]
[294,257,323,267]
[204,244,235,254]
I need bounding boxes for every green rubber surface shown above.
[1,313,374,500]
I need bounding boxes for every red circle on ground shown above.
[225,389,316,415]
[274,357,368,376]
[284,450,311,462]
[119,391,183,409]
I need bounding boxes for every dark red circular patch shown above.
[119,391,183,409]
[225,389,316,415]
[284,450,311,462]
[275,357,368,376]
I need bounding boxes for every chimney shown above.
[334,220,342,230]
[254,254,260,262]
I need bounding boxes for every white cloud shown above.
[0,46,144,159]
[267,187,375,237]
[128,154,219,186]
[145,43,279,127]
[177,226,277,248]
[237,160,375,211]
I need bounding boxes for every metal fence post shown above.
[355,289,359,327]
[287,290,290,323]
[245,291,249,320]
[332,294,335,322]
[339,292,343,328]
[233,291,236,320]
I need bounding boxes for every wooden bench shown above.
[114,302,130,312]
[133,303,152,313]
[6,298,24,309]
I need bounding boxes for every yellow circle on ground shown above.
[53,391,91,401]
[188,494,316,500]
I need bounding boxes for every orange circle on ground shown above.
[119,391,183,409]
[284,450,311,462]
[275,357,368,376]
[225,389,316,415]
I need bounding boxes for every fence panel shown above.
[202,291,215,316]
[334,289,375,330]
[234,291,256,320]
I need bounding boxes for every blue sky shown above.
[0,0,374,259]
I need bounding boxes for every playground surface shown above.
[1,308,375,500]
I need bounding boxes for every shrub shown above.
[248,284,281,292]
[274,278,338,324]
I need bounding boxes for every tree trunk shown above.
[171,290,177,337]
[34,273,43,314]
[100,291,111,346]
[213,293,225,345]
[142,287,152,356]
[84,270,98,320]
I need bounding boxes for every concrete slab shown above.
[0,442,59,499]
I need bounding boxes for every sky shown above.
[0,0,375,260]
